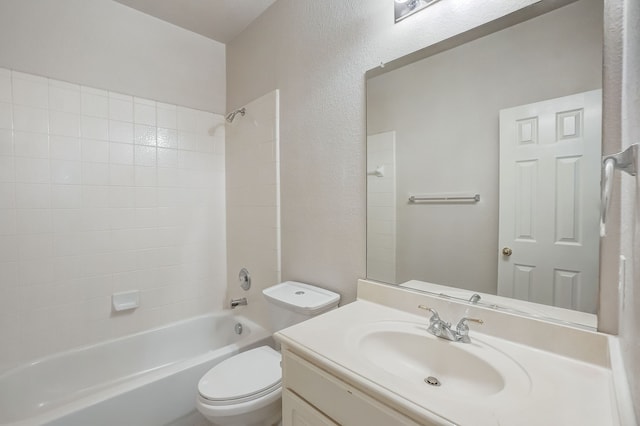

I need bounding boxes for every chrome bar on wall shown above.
[408,194,480,203]
[600,144,638,237]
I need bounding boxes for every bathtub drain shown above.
[234,323,243,335]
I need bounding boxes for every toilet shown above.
[196,281,341,426]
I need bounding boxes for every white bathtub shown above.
[0,312,271,426]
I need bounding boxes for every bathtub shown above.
[0,312,271,426]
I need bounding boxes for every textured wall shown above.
[0,68,226,373]
[228,0,556,302]
[619,0,640,417]
[0,0,225,113]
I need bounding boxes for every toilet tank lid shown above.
[262,281,340,315]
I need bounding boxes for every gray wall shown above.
[227,0,543,302]
[0,0,225,113]
[367,0,602,293]
[619,0,640,417]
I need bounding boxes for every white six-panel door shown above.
[497,90,601,313]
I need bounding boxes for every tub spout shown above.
[230,297,248,309]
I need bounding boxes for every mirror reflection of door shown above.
[498,90,602,313]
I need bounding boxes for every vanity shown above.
[275,280,634,425]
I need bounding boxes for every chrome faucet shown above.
[469,293,481,304]
[418,305,483,343]
[230,297,248,309]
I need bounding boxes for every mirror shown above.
[366,0,603,324]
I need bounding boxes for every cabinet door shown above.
[283,389,339,426]
[284,350,424,426]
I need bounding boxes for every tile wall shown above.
[0,67,226,372]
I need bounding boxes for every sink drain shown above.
[424,376,441,387]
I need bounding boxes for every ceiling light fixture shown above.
[395,0,442,23]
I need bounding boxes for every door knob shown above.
[502,247,513,256]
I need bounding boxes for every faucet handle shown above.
[455,317,483,343]
[418,305,440,320]
[418,305,445,336]
[458,317,483,326]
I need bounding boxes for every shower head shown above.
[225,107,246,123]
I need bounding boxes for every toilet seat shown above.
[198,346,282,406]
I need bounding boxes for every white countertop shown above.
[276,298,620,426]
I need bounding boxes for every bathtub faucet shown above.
[230,297,248,309]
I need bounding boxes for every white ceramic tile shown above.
[157,104,177,129]
[0,209,17,235]
[50,136,81,161]
[13,105,48,133]
[135,145,156,166]
[157,128,177,149]
[135,124,156,146]
[4,77,229,364]
[81,91,109,118]
[81,116,108,140]
[134,101,156,126]
[177,107,199,132]
[52,185,82,208]
[111,251,138,274]
[0,103,12,130]
[0,70,11,103]
[16,209,52,234]
[19,259,55,286]
[13,132,49,158]
[49,83,80,114]
[109,92,131,101]
[81,186,109,208]
[15,157,50,183]
[51,160,82,184]
[157,148,178,168]
[135,166,157,187]
[81,139,109,163]
[109,143,133,165]
[80,208,110,231]
[110,208,135,230]
[108,187,135,208]
[109,96,133,122]
[12,74,48,108]
[11,71,46,84]
[0,129,12,155]
[109,165,134,186]
[135,187,157,208]
[178,150,200,170]
[0,155,16,182]
[135,208,158,229]
[15,183,50,208]
[0,183,15,208]
[197,135,216,153]
[177,131,198,152]
[17,234,53,260]
[157,168,179,188]
[0,235,18,263]
[81,163,109,186]
[51,210,81,233]
[49,111,80,137]
[109,121,133,144]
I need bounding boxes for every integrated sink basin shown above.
[347,321,532,400]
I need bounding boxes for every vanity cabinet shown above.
[281,348,426,426]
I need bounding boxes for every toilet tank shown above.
[262,281,341,332]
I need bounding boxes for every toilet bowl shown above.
[196,346,282,426]
[196,282,340,426]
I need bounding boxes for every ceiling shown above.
[113,0,278,44]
